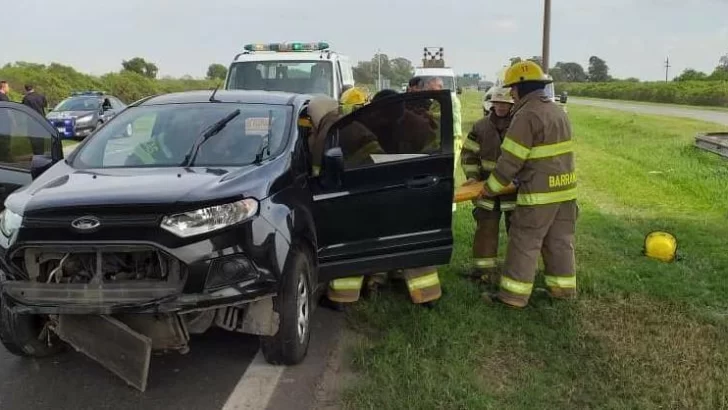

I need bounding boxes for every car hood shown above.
[6,160,279,215]
[47,110,95,119]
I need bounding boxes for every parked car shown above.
[0,89,455,390]
[46,91,127,140]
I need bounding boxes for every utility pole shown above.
[664,56,671,82]
[542,0,551,73]
[377,49,382,91]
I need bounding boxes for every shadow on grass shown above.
[339,205,728,410]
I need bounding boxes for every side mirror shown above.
[30,154,54,180]
[321,147,344,188]
[560,94,568,104]
[456,87,463,95]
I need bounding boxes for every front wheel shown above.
[260,245,313,365]
[0,296,65,357]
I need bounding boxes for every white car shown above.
[224,42,355,99]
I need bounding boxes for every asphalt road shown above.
[570,98,728,126]
[0,306,344,410]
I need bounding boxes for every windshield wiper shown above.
[180,109,241,167]
[254,109,274,164]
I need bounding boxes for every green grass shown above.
[339,91,728,409]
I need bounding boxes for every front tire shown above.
[0,296,65,357]
[261,245,313,365]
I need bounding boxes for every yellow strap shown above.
[312,165,321,176]
[463,138,480,153]
[501,137,530,160]
[474,198,495,210]
[330,276,364,291]
[517,187,577,206]
[481,159,497,170]
[545,275,576,289]
[530,140,573,159]
[500,276,533,296]
[462,164,480,174]
[405,271,440,291]
[474,258,497,268]
[486,174,506,193]
[500,201,516,211]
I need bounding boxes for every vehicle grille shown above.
[23,214,161,229]
[8,244,186,285]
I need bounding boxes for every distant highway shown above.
[569,98,728,126]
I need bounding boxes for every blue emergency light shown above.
[243,42,330,52]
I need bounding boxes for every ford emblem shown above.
[71,216,101,232]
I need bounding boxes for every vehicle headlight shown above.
[0,209,23,237]
[76,114,94,124]
[160,199,259,238]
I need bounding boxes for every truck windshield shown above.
[226,60,335,97]
[71,103,292,169]
[417,76,455,91]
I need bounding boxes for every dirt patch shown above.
[578,295,728,408]
[311,328,363,410]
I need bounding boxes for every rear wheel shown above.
[0,296,65,357]
[261,245,313,365]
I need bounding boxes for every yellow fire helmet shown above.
[504,60,553,88]
[643,231,678,263]
[339,86,369,115]
[490,87,514,104]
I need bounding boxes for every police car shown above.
[46,91,127,140]
[224,42,355,100]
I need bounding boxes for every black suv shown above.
[0,89,455,390]
[46,91,127,140]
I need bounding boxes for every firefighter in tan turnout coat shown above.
[481,60,578,308]
[460,87,515,285]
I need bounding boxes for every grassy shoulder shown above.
[339,92,728,409]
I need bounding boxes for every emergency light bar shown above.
[243,42,330,52]
[71,91,104,96]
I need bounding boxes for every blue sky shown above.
[3,0,726,81]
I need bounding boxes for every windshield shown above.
[72,103,292,169]
[226,60,335,96]
[53,97,100,112]
[417,76,455,91]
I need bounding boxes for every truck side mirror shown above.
[456,87,463,95]
[321,147,344,188]
[30,154,55,180]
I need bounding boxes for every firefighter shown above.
[480,60,577,308]
[460,87,515,286]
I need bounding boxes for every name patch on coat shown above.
[548,172,576,188]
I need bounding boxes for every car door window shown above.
[0,106,54,170]
[111,97,125,110]
[325,90,452,170]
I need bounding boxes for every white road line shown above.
[221,350,285,410]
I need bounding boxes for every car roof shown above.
[232,52,342,63]
[136,90,309,107]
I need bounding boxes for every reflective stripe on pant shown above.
[497,200,577,307]
[327,276,364,303]
[403,267,441,304]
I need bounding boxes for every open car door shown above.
[310,89,455,281]
[0,102,64,209]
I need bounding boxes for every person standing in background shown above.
[0,81,10,101]
[22,84,48,116]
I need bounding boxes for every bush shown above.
[556,81,728,107]
[0,61,217,106]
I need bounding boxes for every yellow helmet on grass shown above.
[643,231,678,263]
[504,60,553,87]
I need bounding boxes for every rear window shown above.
[417,76,455,91]
[226,60,335,97]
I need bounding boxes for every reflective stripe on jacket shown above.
[485,90,576,206]
[461,111,516,210]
